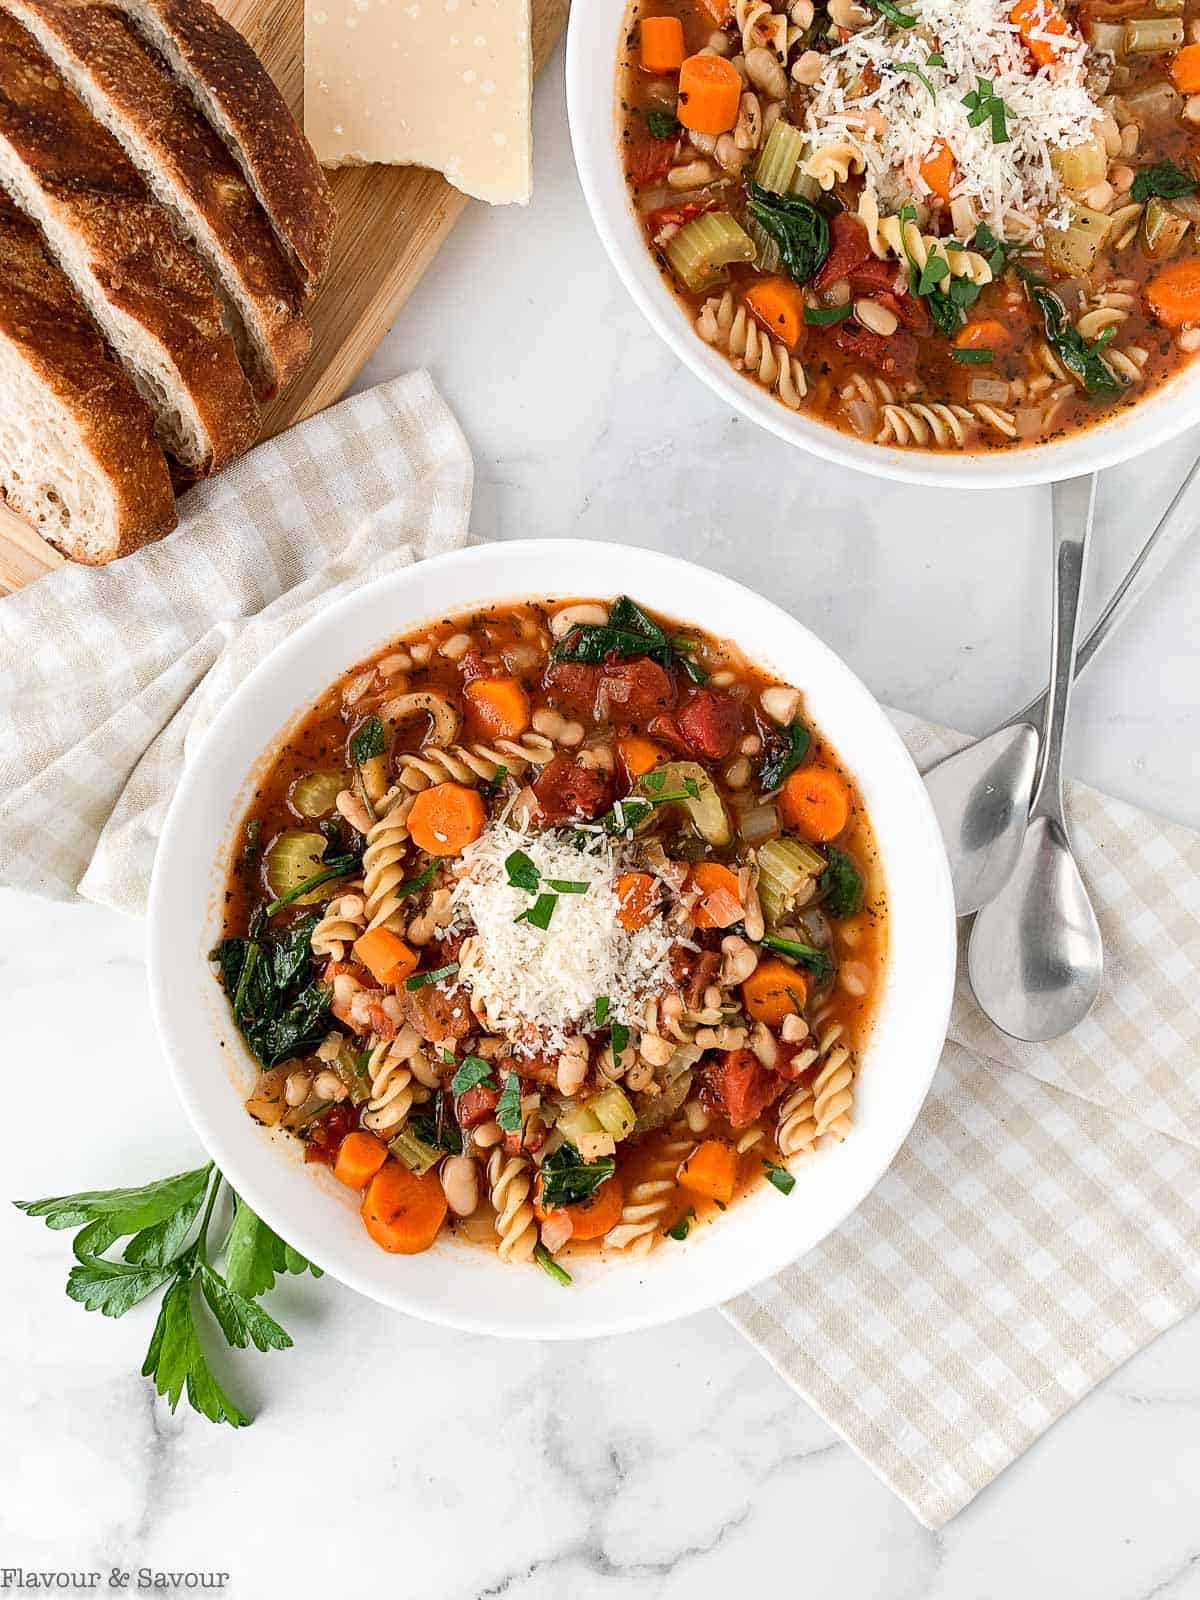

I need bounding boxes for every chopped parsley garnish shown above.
[666,1210,695,1241]
[550,595,706,683]
[763,1160,796,1196]
[892,60,937,97]
[540,1144,617,1209]
[392,861,438,902]
[494,1071,524,1134]
[611,1020,630,1061]
[597,780,700,835]
[864,0,917,23]
[1032,287,1121,398]
[404,961,460,991]
[533,1244,572,1286]
[804,302,854,326]
[349,715,386,766]
[759,720,812,791]
[744,179,830,286]
[515,892,558,930]
[951,347,994,364]
[818,846,864,919]
[962,78,1010,145]
[926,50,945,65]
[1131,161,1198,203]
[481,764,508,799]
[546,878,590,894]
[595,995,611,1027]
[646,110,681,141]
[505,848,540,894]
[451,1056,496,1099]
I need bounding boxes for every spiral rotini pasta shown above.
[397,732,557,792]
[856,192,993,285]
[696,291,808,408]
[812,1021,854,1140]
[361,790,416,931]
[311,886,367,961]
[361,1024,427,1137]
[776,1078,818,1158]
[487,1149,538,1263]
[604,1136,695,1256]
[804,140,865,192]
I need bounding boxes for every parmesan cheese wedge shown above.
[304,0,533,205]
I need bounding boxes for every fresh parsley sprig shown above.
[16,1167,319,1428]
[962,77,1011,145]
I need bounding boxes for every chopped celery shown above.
[638,761,731,846]
[1044,207,1113,275]
[745,213,782,274]
[1141,195,1191,258]
[1050,137,1107,193]
[665,212,755,294]
[1123,15,1182,50]
[290,769,346,819]
[389,1127,441,1176]
[755,122,805,195]
[556,1102,605,1148]
[757,836,825,927]
[591,1086,637,1140]
[264,830,330,906]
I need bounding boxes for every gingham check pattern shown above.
[2,384,1197,1527]
[726,711,1200,1527]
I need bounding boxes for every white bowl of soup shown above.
[567,0,1200,487]
[147,540,955,1338]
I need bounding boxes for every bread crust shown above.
[0,195,176,562]
[0,9,259,473]
[111,0,335,291]
[2,0,311,398]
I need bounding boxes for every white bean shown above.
[441,1155,480,1217]
[284,1070,312,1107]
[668,158,716,191]
[855,298,899,337]
[761,685,801,724]
[550,602,609,638]
[744,45,787,100]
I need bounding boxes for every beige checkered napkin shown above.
[726,709,1200,1528]
[0,371,473,912]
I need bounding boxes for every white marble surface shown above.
[4,40,1200,1599]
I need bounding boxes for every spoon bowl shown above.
[966,815,1103,1041]
[924,721,1038,916]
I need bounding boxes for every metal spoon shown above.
[926,451,1200,915]
[967,475,1104,1042]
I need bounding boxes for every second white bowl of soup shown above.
[148,540,956,1337]
[567,0,1200,487]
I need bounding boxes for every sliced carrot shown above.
[463,676,531,741]
[408,782,486,856]
[744,276,808,350]
[352,926,419,986]
[334,1129,388,1189]
[741,956,808,1027]
[676,53,742,135]
[919,138,957,205]
[779,765,851,841]
[618,733,668,780]
[1170,42,1200,93]
[678,1139,737,1204]
[697,0,728,19]
[954,318,1012,351]
[537,1174,626,1241]
[1009,0,1073,65]
[640,15,686,72]
[615,870,661,930]
[361,1159,448,1254]
[687,861,743,929]
[1146,258,1200,329]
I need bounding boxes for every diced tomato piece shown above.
[846,257,905,297]
[813,213,873,292]
[304,1102,358,1166]
[544,660,602,717]
[671,945,722,1009]
[647,199,715,233]
[532,754,614,823]
[834,322,919,379]
[702,1049,784,1130]
[457,1083,499,1129]
[365,1000,397,1042]
[628,134,677,188]
[601,656,677,721]
[777,1035,817,1081]
[675,688,743,759]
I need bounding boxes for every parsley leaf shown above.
[961,77,1011,144]
[893,60,936,97]
[611,1020,630,1061]
[646,110,680,141]
[349,715,386,766]
[594,995,611,1027]
[451,1056,496,1099]
[759,720,811,791]
[818,846,864,918]
[763,1160,797,1196]
[505,848,541,894]
[666,1209,695,1241]
[546,878,590,894]
[1131,161,1198,203]
[804,302,854,326]
[222,1195,322,1299]
[744,180,830,286]
[533,1244,572,1285]
[408,1111,463,1155]
[405,961,460,991]
[142,1275,250,1428]
[864,0,917,23]
[515,892,558,930]
[495,1071,524,1134]
[951,347,993,364]
[199,1264,293,1353]
[540,1145,617,1209]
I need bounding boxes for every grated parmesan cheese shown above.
[804,0,1104,240]
[447,823,678,1052]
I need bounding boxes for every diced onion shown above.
[738,802,780,845]
[968,376,1011,403]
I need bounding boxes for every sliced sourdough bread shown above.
[1,0,312,400]
[0,9,259,475]
[109,0,335,293]
[0,194,176,563]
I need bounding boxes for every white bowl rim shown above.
[565,0,1200,490]
[147,538,957,1339]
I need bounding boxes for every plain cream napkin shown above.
[2,371,1196,1528]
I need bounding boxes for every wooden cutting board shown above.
[0,0,568,594]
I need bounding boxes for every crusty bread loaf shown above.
[110,0,335,293]
[2,0,311,400]
[0,194,176,563]
[0,9,259,475]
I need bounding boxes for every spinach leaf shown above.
[408,1111,463,1155]
[646,110,680,141]
[744,180,830,285]
[540,1144,617,1208]
[549,594,706,682]
[1131,161,1198,203]
[1032,287,1121,399]
[212,913,331,1067]
[349,715,386,766]
[818,846,864,918]
[759,720,811,791]
[759,931,834,984]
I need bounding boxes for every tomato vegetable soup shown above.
[619,0,1200,451]
[214,597,886,1277]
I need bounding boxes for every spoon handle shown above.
[1030,475,1097,822]
[1014,449,1200,729]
